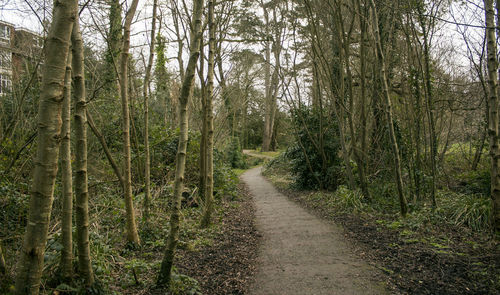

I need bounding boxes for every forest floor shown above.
[241,166,388,295]
[175,183,261,294]
[0,182,261,295]
[262,171,500,294]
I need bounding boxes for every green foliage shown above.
[0,181,29,235]
[331,186,366,213]
[438,191,492,231]
[304,186,365,214]
[213,152,239,200]
[169,267,202,295]
[226,137,247,169]
[456,169,490,195]
[149,127,239,201]
[285,105,343,190]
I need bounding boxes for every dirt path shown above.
[242,149,274,160]
[241,167,387,295]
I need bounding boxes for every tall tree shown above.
[484,0,500,233]
[143,0,159,224]
[119,0,141,245]
[201,0,216,227]
[59,46,73,281]
[72,12,94,286]
[157,0,204,286]
[369,0,408,217]
[14,0,77,293]
[415,1,439,209]
[260,0,283,152]
[104,0,122,90]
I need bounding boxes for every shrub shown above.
[285,105,343,190]
[332,185,366,213]
[456,169,490,195]
[438,191,492,231]
[226,137,247,169]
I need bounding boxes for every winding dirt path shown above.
[242,149,274,160]
[241,167,387,295]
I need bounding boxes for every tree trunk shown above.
[418,8,437,209]
[261,3,273,152]
[340,3,369,198]
[14,0,77,293]
[119,0,141,245]
[72,13,94,286]
[157,0,204,286]
[0,241,6,275]
[357,0,370,198]
[485,0,500,233]
[105,0,122,91]
[201,0,216,227]
[369,0,408,217]
[59,48,73,281]
[199,39,207,202]
[472,124,487,171]
[143,0,158,224]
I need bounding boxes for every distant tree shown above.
[119,0,141,245]
[157,0,205,287]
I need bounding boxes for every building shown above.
[0,20,13,95]
[0,20,43,95]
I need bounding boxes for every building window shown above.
[0,50,11,69]
[0,24,10,45]
[0,74,11,95]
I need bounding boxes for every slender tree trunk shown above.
[261,3,273,152]
[485,0,500,233]
[105,0,122,91]
[59,49,73,281]
[143,0,158,224]
[201,0,216,227]
[420,13,437,209]
[14,1,77,293]
[0,241,5,276]
[72,13,94,286]
[199,39,207,201]
[472,124,487,171]
[357,0,370,198]
[369,0,408,217]
[339,5,369,198]
[157,0,204,286]
[119,0,141,245]
[414,68,423,201]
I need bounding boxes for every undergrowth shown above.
[263,151,494,233]
[0,134,244,294]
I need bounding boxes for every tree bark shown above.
[0,241,6,276]
[143,0,158,224]
[14,0,77,293]
[59,47,73,281]
[356,0,370,198]
[157,0,204,286]
[369,0,408,217]
[417,5,437,209]
[201,0,216,227]
[484,0,500,233]
[261,2,274,152]
[119,0,141,245]
[72,12,94,286]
